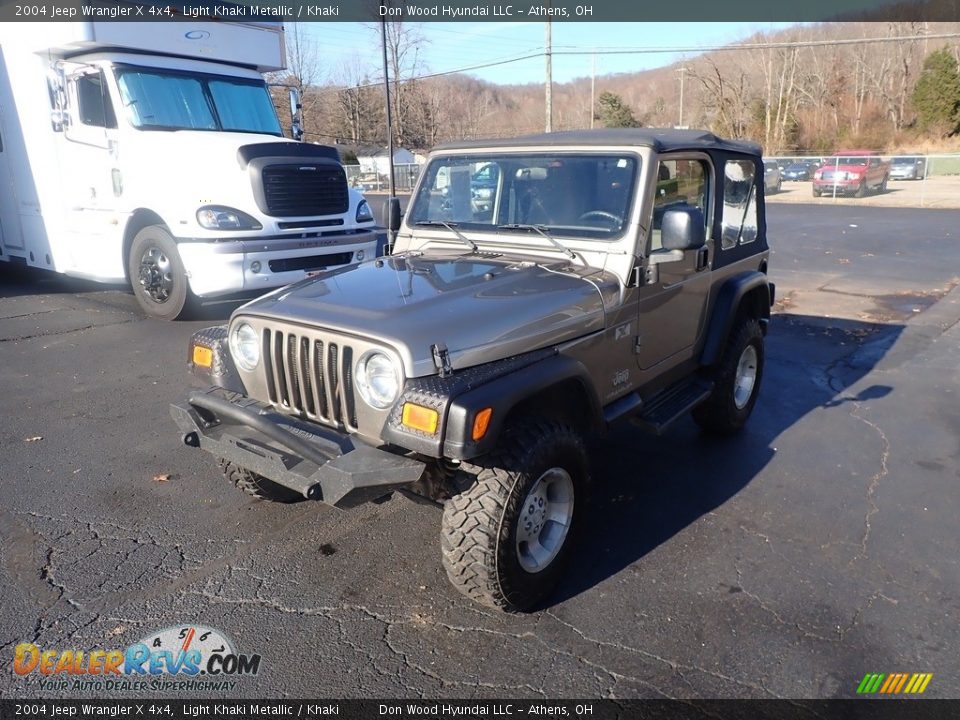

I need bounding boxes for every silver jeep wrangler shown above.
[172,129,775,612]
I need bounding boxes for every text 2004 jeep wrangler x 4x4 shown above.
[172,129,775,612]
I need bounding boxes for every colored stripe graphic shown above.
[857,672,932,694]
[893,673,909,693]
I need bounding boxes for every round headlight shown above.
[230,322,260,371]
[356,351,400,409]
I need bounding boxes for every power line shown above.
[305,31,960,93]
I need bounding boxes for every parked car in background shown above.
[763,161,782,193]
[889,156,926,181]
[783,161,819,181]
[812,151,890,197]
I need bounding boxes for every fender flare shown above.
[700,271,773,367]
[441,353,602,460]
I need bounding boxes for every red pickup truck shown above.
[812,150,890,197]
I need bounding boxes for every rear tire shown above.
[128,225,195,320]
[219,460,304,503]
[693,318,765,436]
[441,419,589,612]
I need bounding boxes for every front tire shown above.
[441,419,589,612]
[128,225,194,320]
[693,318,765,435]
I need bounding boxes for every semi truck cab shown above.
[0,21,378,318]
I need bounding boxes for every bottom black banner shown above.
[1,700,959,720]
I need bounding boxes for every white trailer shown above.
[0,21,378,319]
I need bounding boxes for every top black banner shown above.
[0,0,958,22]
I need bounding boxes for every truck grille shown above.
[261,164,349,217]
[263,328,357,430]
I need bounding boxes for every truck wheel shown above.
[441,419,589,612]
[693,318,764,436]
[128,225,194,320]
[219,460,304,503]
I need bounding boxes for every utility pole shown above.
[590,52,596,129]
[545,20,552,132]
[676,65,686,128]
[380,4,395,200]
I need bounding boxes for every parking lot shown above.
[768,174,960,209]
[1,203,958,699]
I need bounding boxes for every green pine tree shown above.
[912,48,960,137]
[597,92,642,128]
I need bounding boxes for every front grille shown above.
[263,328,357,429]
[261,164,349,217]
[268,252,354,273]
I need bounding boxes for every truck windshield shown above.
[407,153,638,241]
[114,66,282,135]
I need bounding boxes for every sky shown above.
[299,22,798,86]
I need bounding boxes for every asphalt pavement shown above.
[0,204,958,699]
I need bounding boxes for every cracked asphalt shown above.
[1,204,958,699]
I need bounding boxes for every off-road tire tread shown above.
[693,318,764,436]
[218,459,303,503]
[440,419,587,612]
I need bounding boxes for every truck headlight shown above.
[197,206,262,231]
[229,322,260,371]
[355,351,400,409]
[356,200,374,223]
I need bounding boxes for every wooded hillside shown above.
[274,22,960,156]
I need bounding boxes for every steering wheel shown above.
[578,210,623,226]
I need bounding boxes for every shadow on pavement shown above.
[551,313,904,607]
[0,262,254,321]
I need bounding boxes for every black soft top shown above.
[435,128,761,157]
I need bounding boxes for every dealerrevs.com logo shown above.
[13,626,261,692]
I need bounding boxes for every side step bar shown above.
[604,377,715,436]
[633,377,713,435]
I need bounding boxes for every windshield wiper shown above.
[414,221,478,252]
[496,224,576,259]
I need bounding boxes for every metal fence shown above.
[344,163,423,193]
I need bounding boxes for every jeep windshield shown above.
[407,153,638,241]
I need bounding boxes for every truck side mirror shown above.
[384,197,402,233]
[661,206,706,251]
[288,88,303,141]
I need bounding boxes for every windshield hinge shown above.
[431,343,452,378]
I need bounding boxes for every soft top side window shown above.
[720,160,758,250]
[649,158,708,252]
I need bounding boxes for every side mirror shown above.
[661,206,706,251]
[288,88,303,141]
[384,197,402,233]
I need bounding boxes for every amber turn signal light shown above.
[402,403,439,434]
[192,345,214,369]
[472,407,493,441]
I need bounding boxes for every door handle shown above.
[695,246,709,271]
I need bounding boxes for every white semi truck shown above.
[0,21,379,319]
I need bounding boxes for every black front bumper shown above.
[171,387,425,508]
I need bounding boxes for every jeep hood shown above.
[239,252,614,377]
